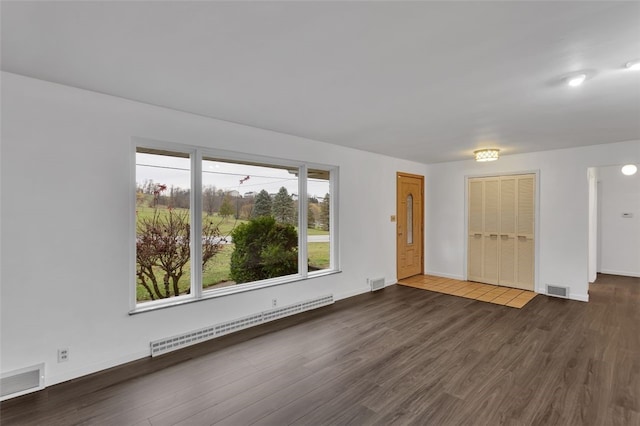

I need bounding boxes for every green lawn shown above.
[306,227,329,236]
[308,242,330,270]
[135,206,331,302]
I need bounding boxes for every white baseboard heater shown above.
[150,295,334,357]
[1,363,45,401]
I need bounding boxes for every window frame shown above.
[130,138,339,314]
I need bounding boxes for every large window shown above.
[134,144,337,310]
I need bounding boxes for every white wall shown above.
[3,71,639,390]
[0,72,425,386]
[424,140,640,301]
[597,164,640,277]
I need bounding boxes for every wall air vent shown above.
[369,277,385,292]
[1,364,45,401]
[150,295,334,357]
[546,285,569,299]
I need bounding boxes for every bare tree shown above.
[203,185,218,216]
[136,205,224,300]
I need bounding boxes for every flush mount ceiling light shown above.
[626,60,640,71]
[474,149,500,162]
[621,164,638,176]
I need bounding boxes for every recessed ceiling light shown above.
[621,164,638,176]
[567,74,586,87]
[626,60,640,71]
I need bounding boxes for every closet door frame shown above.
[463,170,541,293]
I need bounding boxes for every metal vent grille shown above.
[369,277,385,292]
[1,364,45,401]
[547,285,569,298]
[263,295,333,322]
[150,295,334,356]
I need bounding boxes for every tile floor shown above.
[398,275,537,308]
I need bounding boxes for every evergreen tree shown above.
[229,217,298,283]
[272,186,294,224]
[320,193,330,231]
[219,195,234,219]
[252,189,272,218]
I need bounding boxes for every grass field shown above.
[136,205,330,302]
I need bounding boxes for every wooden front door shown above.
[397,172,424,280]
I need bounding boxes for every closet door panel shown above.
[469,180,484,234]
[517,176,535,236]
[483,178,500,284]
[499,177,517,287]
[516,236,535,289]
[468,179,484,282]
[484,235,499,284]
[484,179,500,234]
[516,175,535,290]
[468,235,483,281]
[499,236,516,285]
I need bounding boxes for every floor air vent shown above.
[547,285,569,299]
[1,364,45,401]
[369,277,385,292]
[151,295,334,357]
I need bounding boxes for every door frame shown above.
[463,170,541,293]
[396,172,425,279]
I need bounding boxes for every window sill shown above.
[129,269,341,315]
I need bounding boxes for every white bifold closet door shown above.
[467,174,535,290]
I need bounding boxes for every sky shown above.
[136,153,330,199]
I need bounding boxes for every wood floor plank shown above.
[1,273,638,426]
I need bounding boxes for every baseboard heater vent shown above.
[369,277,386,292]
[150,295,334,357]
[1,363,45,401]
[547,285,569,299]
[263,295,334,322]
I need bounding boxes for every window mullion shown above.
[192,149,203,299]
[298,165,308,278]
[330,167,339,271]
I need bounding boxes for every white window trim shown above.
[130,137,339,314]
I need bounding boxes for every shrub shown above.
[230,216,298,283]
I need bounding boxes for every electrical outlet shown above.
[58,348,69,363]
[272,298,277,307]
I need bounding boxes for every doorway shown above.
[397,172,424,280]
[588,164,640,280]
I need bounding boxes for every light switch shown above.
[390,215,396,222]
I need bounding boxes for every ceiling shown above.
[2,1,639,164]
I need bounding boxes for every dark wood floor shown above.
[2,273,639,425]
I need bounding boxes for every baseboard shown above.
[46,350,149,388]
[598,269,640,278]
[569,292,589,302]
[334,280,397,301]
[333,286,370,301]
[423,271,465,280]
